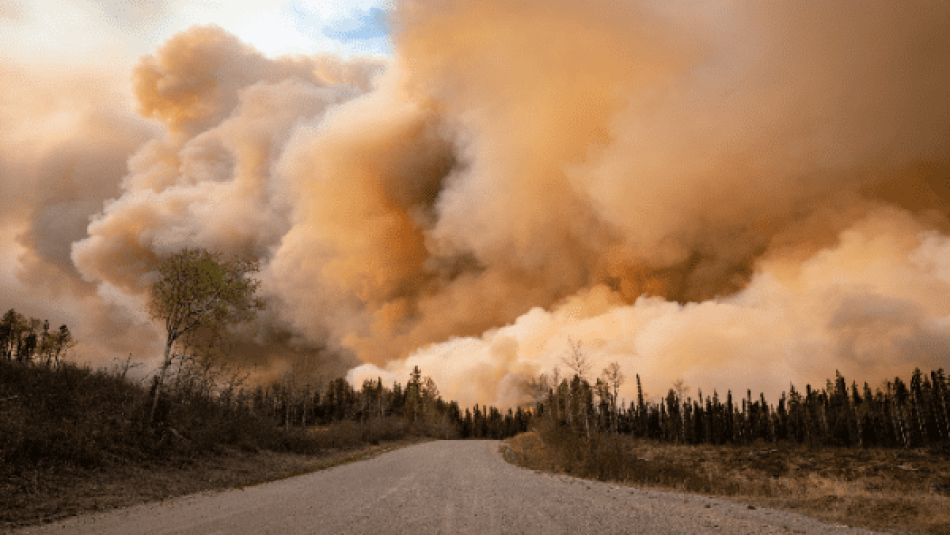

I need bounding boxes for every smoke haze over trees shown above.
[1,0,949,407]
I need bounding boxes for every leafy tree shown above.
[146,248,265,427]
[0,309,28,362]
[405,365,423,422]
[421,375,440,419]
[37,324,74,366]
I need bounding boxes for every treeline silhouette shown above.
[536,368,950,449]
[528,364,949,486]
[0,307,526,473]
[254,370,530,441]
[0,309,74,366]
[7,302,948,478]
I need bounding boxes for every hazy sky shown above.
[1,0,392,63]
[0,0,392,380]
[2,0,949,408]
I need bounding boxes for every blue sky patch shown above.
[324,7,389,41]
[286,2,391,56]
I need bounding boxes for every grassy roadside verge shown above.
[502,431,950,535]
[2,437,428,532]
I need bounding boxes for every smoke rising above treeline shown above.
[2,0,949,409]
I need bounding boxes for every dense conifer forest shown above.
[534,365,950,449]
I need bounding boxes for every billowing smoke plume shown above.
[351,207,950,408]
[344,0,950,406]
[3,1,949,404]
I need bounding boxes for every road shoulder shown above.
[2,437,428,532]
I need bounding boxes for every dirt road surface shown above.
[15,441,884,534]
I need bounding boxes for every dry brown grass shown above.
[504,432,950,535]
[1,437,428,532]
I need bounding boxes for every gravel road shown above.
[16,440,884,534]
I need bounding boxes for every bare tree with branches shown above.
[561,337,591,380]
[601,361,625,432]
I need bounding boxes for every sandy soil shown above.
[12,440,886,534]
